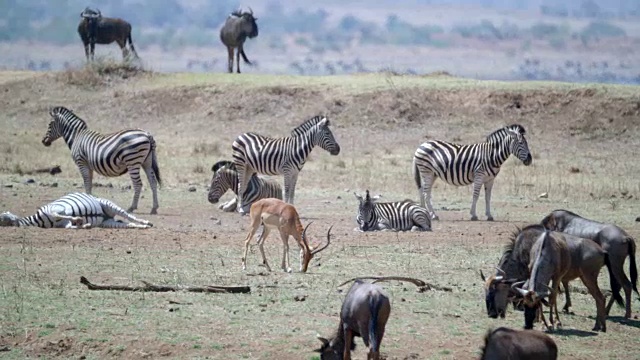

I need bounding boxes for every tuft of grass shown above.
[192,142,221,156]
[57,57,148,88]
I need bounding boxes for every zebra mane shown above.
[290,115,327,137]
[486,124,526,142]
[211,160,235,173]
[49,106,88,127]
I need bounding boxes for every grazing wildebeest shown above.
[241,198,330,273]
[542,209,638,318]
[0,192,151,229]
[208,160,282,213]
[480,327,558,360]
[78,7,139,62]
[353,190,431,232]
[482,224,617,332]
[219,8,258,73]
[315,280,391,360]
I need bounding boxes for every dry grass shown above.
[0,71,639,359]
[56,57,150,88]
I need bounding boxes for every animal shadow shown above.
[608,316,640,329]
[552,328,598,337]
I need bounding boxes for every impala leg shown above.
[278,230,292,273]
[242,214,265,270]
[483,178,494,221]
[257,227,272,272]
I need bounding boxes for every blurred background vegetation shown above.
[1,0,638,83]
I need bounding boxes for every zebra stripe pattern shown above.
[354,190,431,232]
[208,160,283,213]
[412,124,532,221]
[0,192,152,229]
[42,106,162,214]
[290,115,325,137]
[232,116,340,212]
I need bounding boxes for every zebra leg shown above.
[236,166,253,214]
[142,158,160,215]
[79,165,93,194]
[220,197,238,212]
[127,165,144,213]
[421,172,439,220]
[278,230,292,273]
[283,170,299,204]
[470,175,484,221]
[484,179,495,221]
[101,199,153,228]
[51,212,86,229]
[100,218,150,229]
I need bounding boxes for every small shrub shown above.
[57,58,147,88]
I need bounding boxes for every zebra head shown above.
[42,106,83,147]
[208,161,236,204]
[505,124,532,166]
[311,118,341,156]
[353,190,381,231]
[0,211,20,226]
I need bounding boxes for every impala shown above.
[241,198,331,272]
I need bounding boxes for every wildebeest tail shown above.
[628,239,639,295]
[240,48,252,65]
[368,295,382,353]
[149,135,162,187]
[604,252,624,307]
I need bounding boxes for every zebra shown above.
[0,192,152,229]
[208,160,283,213]
[231,116,340,213]
[412,124,532,221]
[42,106,161,214]
[354,190,431,232]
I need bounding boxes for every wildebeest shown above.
[78,7,138,62]
[542,209,638,318]
[353,190,431,232]
[315,280,391,360]
[219,8,258,73]
[480,327,558,360]
[482,224,617,332]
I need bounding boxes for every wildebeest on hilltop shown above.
[78,7,139,62]
[219,7,259,73]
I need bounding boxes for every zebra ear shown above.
[318,117,330,127]
[372,194,382,200]
[353,192,363,201]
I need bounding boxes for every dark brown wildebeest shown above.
[219,8,258,73]
[480,327,558,360]
[542,209,638,318]
[482,224,618,332]
[315,280,390,360]
[78,7,139,62]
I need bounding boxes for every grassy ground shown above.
[0,66,639,359]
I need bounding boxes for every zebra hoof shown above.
[470,216,479,221]
[487,216,494,221]
[150,208,158,215]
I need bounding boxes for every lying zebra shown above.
[354,190,431,232]
[208,160,282,214]
[0,192,152,229]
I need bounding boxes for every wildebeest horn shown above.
[479,270,486,282]
[311,225,332,255]
[248,7,253,15]
[511,280,526,291]
[317,336,329,346]
[495,266,506,277]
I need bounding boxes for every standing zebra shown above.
[0,192,152,229]
[232,116,340,213]
[208,160,283,213]
[354,190,431,232]
[42,106,161,214]
[413,124,532,221]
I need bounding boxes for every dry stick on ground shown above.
[22,165,62,175]
[80,276,251,294]
[338,276,453,292]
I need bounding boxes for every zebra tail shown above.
[412,158,421,190]
[150,136,162,187]
[628,239,639,295]
[240,48,252,65]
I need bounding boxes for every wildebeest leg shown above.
[607,256,633,318]
[420,171,439,220]
[550,280,561,329]
[483,179,494,221]
[84,42,91,62]
[116,38,129,60]
[343,328,353,360]
[470,174,484,221]
[562,280,572,313]
[226,46,234,73]
[90,40,96,62]
[580,271,607,332]
[236,47,242,73]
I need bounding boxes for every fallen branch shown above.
[80,276,250,294]
[23,165,62,176]
[338,276,452,292]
